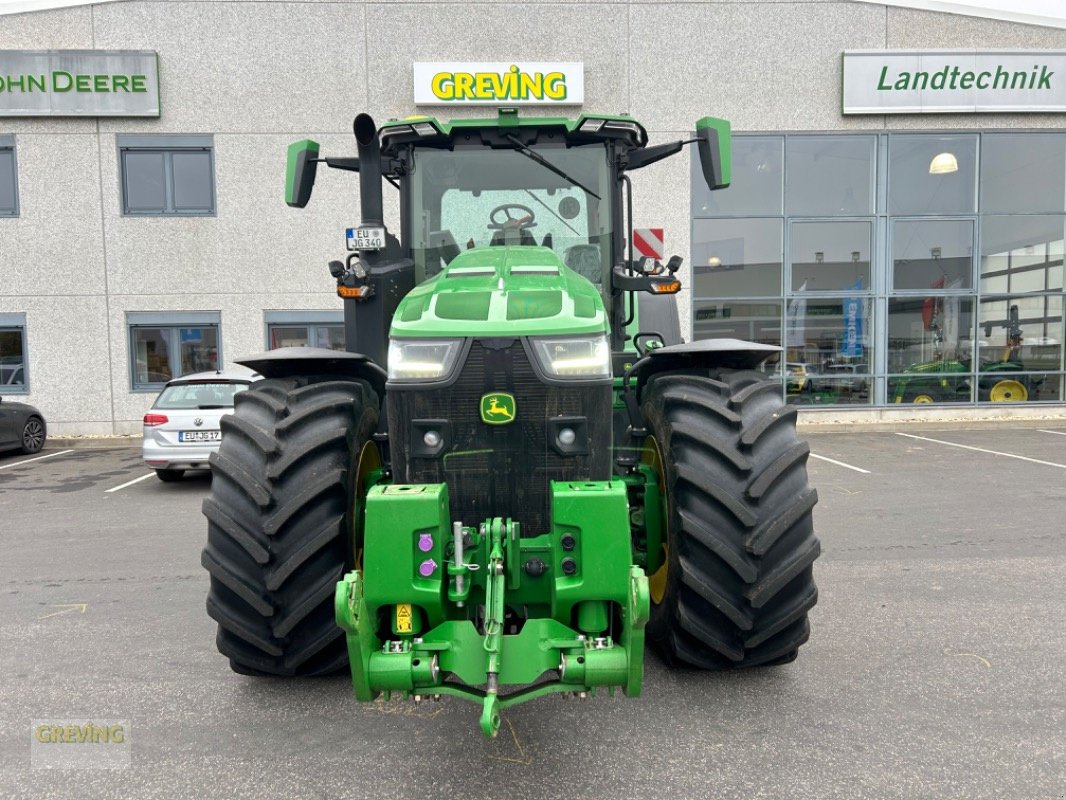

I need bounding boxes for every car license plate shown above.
[179,430,221,443]
[346,226,386,251]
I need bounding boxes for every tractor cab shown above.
[286,109,730,363]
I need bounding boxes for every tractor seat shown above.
[490,227,538,247]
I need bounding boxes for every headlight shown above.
[387,338,463,382]
[530,335,611,379]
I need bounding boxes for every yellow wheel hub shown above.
[642,435,670,606]
[989,379,1028,403]
[913,394,935,404]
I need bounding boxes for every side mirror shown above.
[286,139,320,208]
[695,117,731,190]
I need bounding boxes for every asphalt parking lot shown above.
[1,425,1064,799]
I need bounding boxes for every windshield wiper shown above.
[503,134,600,200]
[197,404,227,409]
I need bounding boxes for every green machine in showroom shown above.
[201,109,821,737]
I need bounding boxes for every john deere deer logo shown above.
[480,393,516,425]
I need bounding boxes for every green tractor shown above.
[892,303,1036,404]
[201,109,820,737]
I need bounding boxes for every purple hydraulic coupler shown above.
[418,559,438,578]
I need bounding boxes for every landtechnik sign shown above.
[843,50,1066,114]
[0,50,160,117]
[413,62,584,105]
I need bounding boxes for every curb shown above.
[47,437,140,449]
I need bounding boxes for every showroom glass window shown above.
[0,138,18,217]
[977,135,1065,403]
[129,320,220,390]
[886,134,978,404]
[692,134,877,406]
[119,135,215,216]
[0,314,28,393]
[693,131,1066,406]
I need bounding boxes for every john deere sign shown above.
[0,50,160,117]
[414,62,583,105]
[843,50,1066,114]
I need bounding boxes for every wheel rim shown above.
[642,435,670,606]
[23,419,44,451]
[989,379,1028,403]
[351,440,381,569]
[913,394,935,404]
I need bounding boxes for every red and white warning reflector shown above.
[632,227,664,260]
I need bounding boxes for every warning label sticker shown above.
[395,603,413,634]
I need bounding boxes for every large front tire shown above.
[642,369,820,669]
[201,377,377,676]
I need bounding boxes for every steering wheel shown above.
[488,204,537,230]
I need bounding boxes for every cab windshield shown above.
[408,144,613,286]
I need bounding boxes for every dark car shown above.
[0,396,47,454]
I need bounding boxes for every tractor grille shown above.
[387,339,612,534]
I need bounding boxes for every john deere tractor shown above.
[201,109,820,737]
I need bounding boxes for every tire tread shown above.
[202,376,377,677]
[643,368,820,670]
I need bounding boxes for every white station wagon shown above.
[142,367,259,481]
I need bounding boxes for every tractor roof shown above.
[378,109,648,155]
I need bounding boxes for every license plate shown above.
[179,430,221,443]
[346,226,386,251]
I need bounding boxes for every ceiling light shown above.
[929,152,958,175]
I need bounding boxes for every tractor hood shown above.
[390,246,608,338]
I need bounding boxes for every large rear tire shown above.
[641,369,820,669]
[201,376,378,676]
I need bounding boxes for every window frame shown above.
[0,134,19,218]
[0,312,29,394]
[126,311,222,392]
[117,134,216,217]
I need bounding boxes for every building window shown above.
[0,135,18,217]
[888,134,977,216]
[0,313,28,392]
[265,310,345,351]
[118,135,215,216]
[127,312,220,391]
[786,136,876,217]
[693,218,782,297]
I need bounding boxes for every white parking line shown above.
[105,472,155,493]
[895,432,1066,469]
[809,453,871,474]
[0,449,73,470]
[1038,429,1066,437]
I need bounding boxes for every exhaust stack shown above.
[353,113,383,227]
